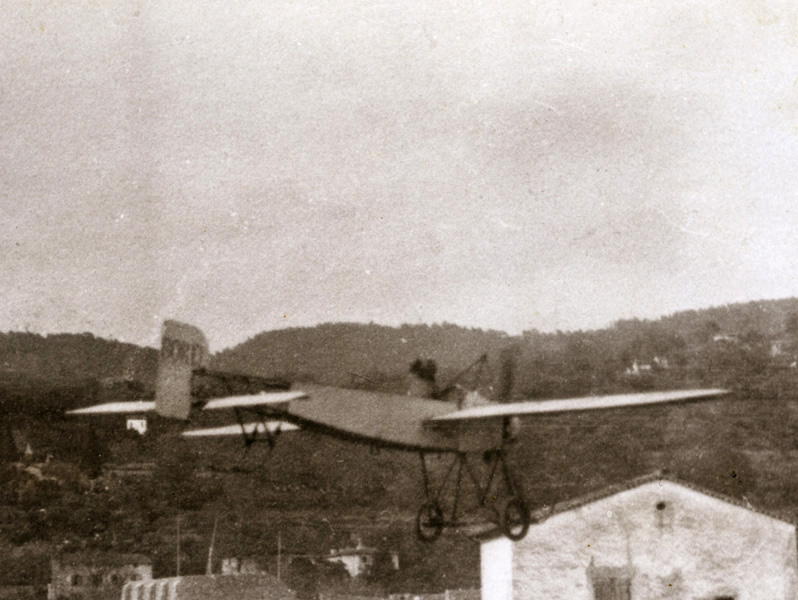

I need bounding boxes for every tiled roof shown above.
[558,471,792,522]
[121,574,294,600]
[477,470,797,541]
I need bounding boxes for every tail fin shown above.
[155,320,209,420]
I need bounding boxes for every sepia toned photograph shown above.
[2,1,797,599]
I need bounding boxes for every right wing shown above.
[428,388,728,423]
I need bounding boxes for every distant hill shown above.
[213,297,798,397]
[4,296,798,403]
[655,297,798,340]
[212,322,516,393]
[0,331,158,385]
[0,332,158,418]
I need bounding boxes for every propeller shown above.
[497,345,521,443]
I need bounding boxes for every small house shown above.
[325,539,379,578]
[624,361,652,377]
[125,418,147,435]
[48,553,152,600]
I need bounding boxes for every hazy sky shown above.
[2,0,797,350]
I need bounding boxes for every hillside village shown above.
[3,299,798,599]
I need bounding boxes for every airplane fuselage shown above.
[274,384,504,453]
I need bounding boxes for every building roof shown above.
[121,574,294,600]
[327,544,378,558]
[477,470,797,542]
[53,552,152,568]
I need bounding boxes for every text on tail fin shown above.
[155,320,209,420]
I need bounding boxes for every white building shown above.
[48,553,152,600]
[325,539,379,578]
[126,417,147,435]
[624,360,653,377]
[480,473,798,600]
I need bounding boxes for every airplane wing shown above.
[182,421,299,437]
[202,390,308,410]
[67,401,156,415]
[428,388,728,423]
[68,391,307,416]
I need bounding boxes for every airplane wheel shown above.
[501,497,530,541]
[416,502,444,543]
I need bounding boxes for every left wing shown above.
[428,388,728,423]
[68,401,156,415]
[68,391,308,416]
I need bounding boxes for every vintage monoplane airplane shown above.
[70,320,727,542]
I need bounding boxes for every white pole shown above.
[206,516,218,575]
[176,516,181,577]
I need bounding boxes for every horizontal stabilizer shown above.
[202,391,308,410]
[429,388,728,422]
[68,401,156,415]
[182,422,299,437]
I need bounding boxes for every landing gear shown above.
[233,408,281,451]
[500,496,530,541]
[416,449,530,542]
[416,502,444,542]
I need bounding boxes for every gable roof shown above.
[477,470,797,542]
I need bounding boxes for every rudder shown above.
[155,320,209,419]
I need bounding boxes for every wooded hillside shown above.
[4,298,798,593]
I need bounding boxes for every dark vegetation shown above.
[3,298,798,592]
[0,332,157,387]
[213,298,798,397]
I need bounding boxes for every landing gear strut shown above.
[416,448,530,542]
[233,407,281,451]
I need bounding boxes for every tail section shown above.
[155,320,209,420]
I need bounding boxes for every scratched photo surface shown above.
[2,0,798,596]
[3,1,797,345]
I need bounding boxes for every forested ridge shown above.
[5,296,798,398]
[213,297,798,396]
